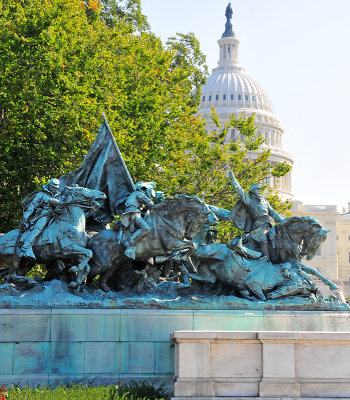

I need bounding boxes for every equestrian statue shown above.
[0,116,343,308]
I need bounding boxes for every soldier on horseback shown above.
[18,178,62,260]
[121,181,156,259]
[228,171,284,259]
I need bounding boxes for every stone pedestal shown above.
[172,331,350,399]
[1,309,350,389]
[259,332,300,397]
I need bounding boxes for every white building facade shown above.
[292,202,350,291]
[337,210,350,281]
[198,4,293,198]
[291,202,338,281]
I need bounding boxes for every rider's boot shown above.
[124,227,150,260]
[18,227,42,261]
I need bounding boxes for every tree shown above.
[0,0,112,230]
[0,0,209,231]
[98,0,149,31]
[0,0,291,236]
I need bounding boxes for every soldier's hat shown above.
[249,183,261,193]
[48,178,60,188]
[135,182,155,191]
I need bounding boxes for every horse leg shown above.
[267,282,308,300]
[6,258,37,289]
[98,256,123,292]
[246,282,267,301]
[66,246,92,288]
[172,240,198,273]
[239,289,257,301]
[297,262,339,290]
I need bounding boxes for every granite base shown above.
[1,309,350,388]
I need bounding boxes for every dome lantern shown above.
[217,3,241,70]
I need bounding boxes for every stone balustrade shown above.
[172,330,350,399]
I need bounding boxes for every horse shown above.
[227,215,337,291]
[265,216,338,290]
[0,185,106,288]
[87,194,211,291]
[192,243,318,301]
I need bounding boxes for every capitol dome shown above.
[201,69,274,114]
[199,3,293,199]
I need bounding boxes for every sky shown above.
[141,0,350,211]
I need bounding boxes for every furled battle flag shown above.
[60,116,135,231]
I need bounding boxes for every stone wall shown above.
[1,309,350,388]
[172,331,350,399]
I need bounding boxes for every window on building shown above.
[252,95,255,101]
[202,96,205,102]
[238,94,242,100]
[223,94,226,100]
[231,94,234,100]
[209,95,212,101]
[245,94,248,101]
[349,252,350,263]
[348,235,350,240]
[216,94,219,100]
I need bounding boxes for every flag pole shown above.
[102,113,135,191]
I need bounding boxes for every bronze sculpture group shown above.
[0,118,342,306]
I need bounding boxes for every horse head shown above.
[61,185,106,213]
[275,216,328,263]
[302,227,328,261]
[293,216,329,260]
[182,197,211,239]
[151,194,211,239]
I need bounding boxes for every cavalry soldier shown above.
[229,171,284,258]
[121,181,156,259]
[18,178,61,260]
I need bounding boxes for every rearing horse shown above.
[0,185,106,288]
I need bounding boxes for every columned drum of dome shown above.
[199,3,293,199]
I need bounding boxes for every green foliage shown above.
[5,382,169,400]
[168,109,292,210]
[0,0,208,232]
[0,0,291,240]
[113,380,169,400]
[166,33,208,106]
[0,0,108,230]
[99,0,150,31]
[25,264,47,279]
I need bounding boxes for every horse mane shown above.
[152,194,204,213]
[283,216,322,232]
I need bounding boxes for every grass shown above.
[1,381,170,400]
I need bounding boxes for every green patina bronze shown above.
[0,117,346,310]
